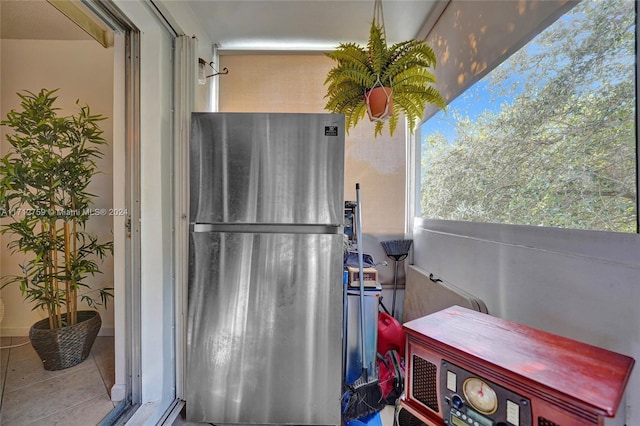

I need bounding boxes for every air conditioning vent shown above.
[411,355,438,412]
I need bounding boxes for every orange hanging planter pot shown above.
[365,86,393,121]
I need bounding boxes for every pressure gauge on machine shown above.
[463,377,499,415]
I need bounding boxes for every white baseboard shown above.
[111,384,126,402]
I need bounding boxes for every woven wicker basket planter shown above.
[29,310,102,371]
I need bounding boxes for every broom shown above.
[342,183,385,421]
[381,239,413,318]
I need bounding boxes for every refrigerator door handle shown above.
[191,222,343,235]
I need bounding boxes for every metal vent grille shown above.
[411,355,439,412]
[538,417,560,426]
[397,407,427,426]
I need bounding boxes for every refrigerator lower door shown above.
[187,230,342,425]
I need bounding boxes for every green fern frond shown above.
[325,80,362,99]
[374,120,385,137]
[387,106,401,137]
[382,41,437,82]
[390,41,437,66]
[395,93,425,124]
[384,59,434,81]
[325,85,364,112]
[325,63,375,88]
[385,40,414,62]
[383,58,436,84]
[423,86,447,110]
[326,96,363,114]
[367,21,390,77]
[397,85,446,110]
[326,44,370,68]
[344,102,368,134]
[391,71,438,90]
[395,88,445,131]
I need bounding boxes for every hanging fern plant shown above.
[324,20,446,137]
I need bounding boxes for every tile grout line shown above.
[92,350,113,400]
[10,358,110,425]
[0,336,23,412]
[3,358,95,394]
[24,393,115,426]
[22,340,116,424]
[3,337,116,422]
[0,337,13,413]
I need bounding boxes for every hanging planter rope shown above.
[364,0,393,122]
[365,77,393,122]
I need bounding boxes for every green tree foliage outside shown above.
[421,0,636,232]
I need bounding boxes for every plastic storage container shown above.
[377,311,405,357]
[345,284,381,384]
[346,411,383,426]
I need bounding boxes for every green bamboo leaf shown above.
[0,88,113,329]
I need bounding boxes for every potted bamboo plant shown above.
[324,20,446,137]
[0,89,113,370]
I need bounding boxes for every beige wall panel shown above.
[1,39,114,336]
[219,55,330,113]
[219,54,405,236]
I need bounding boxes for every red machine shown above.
[401,306,634,426]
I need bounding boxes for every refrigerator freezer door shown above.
[190,113,345,225]
[186,230,343,425]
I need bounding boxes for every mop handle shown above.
[342,270,349,381]
[355,183,368,373]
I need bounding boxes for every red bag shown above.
[377,349,405,404]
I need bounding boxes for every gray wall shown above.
[411,219,640,425]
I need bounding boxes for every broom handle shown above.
[355,183,368,375]
[392,260,399,317]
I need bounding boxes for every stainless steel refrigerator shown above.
[187,113,345,425]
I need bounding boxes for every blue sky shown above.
[419,77,513,146]
[418,5,577,147]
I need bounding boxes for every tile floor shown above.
[0,336,116,426]
[1,336,395,426]
[170,403,396,425]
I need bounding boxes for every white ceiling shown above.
[183,0,441,51]
[1,0,441,51]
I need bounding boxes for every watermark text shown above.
[0,208,128,217]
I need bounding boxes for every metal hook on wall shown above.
[429,273,443,283]
[199,58,229,80]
